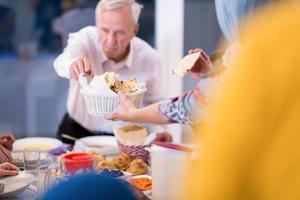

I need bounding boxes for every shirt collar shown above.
[98,39,134,69]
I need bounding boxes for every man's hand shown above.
[105,92,138,122]
[0,133,15,151]
[188,48,213,80]
[0,162,19,177]
[0,145,12,163]
[70,57,93,80]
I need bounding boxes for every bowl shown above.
[128,175,152,196]
[80,88,146,116]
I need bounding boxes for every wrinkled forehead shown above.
[98,5,134,28]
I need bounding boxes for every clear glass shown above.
[23,148,40,178]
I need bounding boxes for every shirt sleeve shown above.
[158,89,204,125]
[53,27,92,79]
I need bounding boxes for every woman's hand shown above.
[0,133,15,151]
[0,144,12,163]
[188,48,213,80]
[0,162,19,177]
[105,92,138,122]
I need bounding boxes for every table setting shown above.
[3,128,195,200]
[1,71,196,200]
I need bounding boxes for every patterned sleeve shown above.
[158,89,204,124]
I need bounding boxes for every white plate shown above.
[127,175,152,196]
[0,172,35,198]
[73,136,119,155]
[11,151,54,169]
[13,137,62,151]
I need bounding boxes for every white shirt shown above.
[54,26,167,133]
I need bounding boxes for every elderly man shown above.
[54,0,167,144]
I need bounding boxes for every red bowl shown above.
[62,152,95,174]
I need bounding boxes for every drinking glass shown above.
[23,148,40,178]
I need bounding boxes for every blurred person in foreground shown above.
[106,0,265,125]
[54,0,167,144]
[42,174,148,200]
[187,1,300,199]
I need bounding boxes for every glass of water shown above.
[23,148,40,178]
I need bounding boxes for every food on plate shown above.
[97,159,116,170]
[172,52,200,76]
[126,159,148,175]
[113,153,132,171]
[20,143,54,151]
[96,153,106,161]
[116,125,148,145]
[94,153,149,174]
[86,151,106,161]
[129,176,152,191]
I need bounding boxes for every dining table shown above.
[8,146,152,200]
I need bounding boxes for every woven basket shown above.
[80,88,146,116]
[117,141,150,163]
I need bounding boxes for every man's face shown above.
[98,5,138,61]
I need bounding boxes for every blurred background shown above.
[0,0,222,141]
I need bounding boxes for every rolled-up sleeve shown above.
[158,89,204,125]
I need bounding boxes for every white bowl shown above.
[73,136,119,155]
[80,88,146,116]
[13,137,62,152]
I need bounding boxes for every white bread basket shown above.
[79,74,146,116]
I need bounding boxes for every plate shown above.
[73,136,119,155]
[0,172,35,198]
[13,137,62,151]
[127,175,152,196]
[11,151,54,169]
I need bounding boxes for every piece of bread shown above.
[172,52,201,76]
[97,159,116,170]
[103,72,139,93]
[113,153,132,171]
[126,159,148,175]
[116,125,148,145]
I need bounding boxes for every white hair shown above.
[95,0,143,25]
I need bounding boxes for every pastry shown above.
[97,159,115,170]
[126,159,148,175]
[113,153,132,171]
